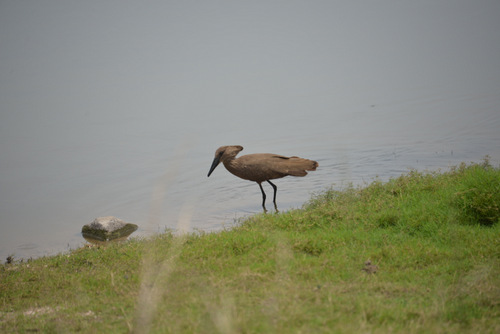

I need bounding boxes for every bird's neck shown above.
[222,157,240,176]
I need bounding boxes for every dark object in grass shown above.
[362,260,378,274]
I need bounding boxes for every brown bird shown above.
[207,145,318,211]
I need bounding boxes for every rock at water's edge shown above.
[82,216,138,242]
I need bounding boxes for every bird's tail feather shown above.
[286,157,319,176]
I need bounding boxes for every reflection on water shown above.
[0,92,499,260]
[82,235,134,246]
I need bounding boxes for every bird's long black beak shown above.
[207,156,220,177]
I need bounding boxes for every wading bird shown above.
[207,145,318,211]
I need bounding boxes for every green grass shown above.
[1,160,499,333]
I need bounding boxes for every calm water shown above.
[1,89,499,260]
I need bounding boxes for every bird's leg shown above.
[258,182,268,212]
[267,180,278,211]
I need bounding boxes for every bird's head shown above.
[207,145,243,177]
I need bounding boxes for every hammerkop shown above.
[207,145,318,211]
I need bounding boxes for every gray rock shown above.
[82,216,138,243]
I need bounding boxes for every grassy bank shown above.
[1,160,499,333]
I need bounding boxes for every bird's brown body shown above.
[207,145,318,210]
